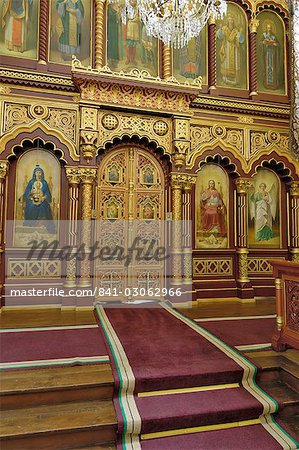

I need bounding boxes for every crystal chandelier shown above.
[109,0,227,49]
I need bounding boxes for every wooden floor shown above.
[0,297,276,329]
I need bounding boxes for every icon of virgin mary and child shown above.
[21,166,55,233]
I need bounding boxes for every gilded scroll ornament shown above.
[250,131,289,155]
[3,102,77,144]
[235,178,253,194]
[0,161,9,180]
[80,131,98,162]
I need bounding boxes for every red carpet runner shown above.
[0,325,109,370]
[95,304,298,450]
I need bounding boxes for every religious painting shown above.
[216,2,248,89]
[173,28,207,83]
[49,0,91,65]
[107,164,121,183]
[142,203,155,220]
[257,11,286,95]
[106,199,121,220]
[0,0,39,59]
[107,1,159,76]
[142,166,154,185]
[14,149,60,247]
[196,164,229,249]
[248,169,280,248]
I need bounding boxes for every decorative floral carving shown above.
[250,131,289,156]
[46,109,76,141]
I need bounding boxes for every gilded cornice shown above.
[192,96,290,119]
[0,68,74,92]
[71,57,201,115]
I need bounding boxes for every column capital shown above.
[0,161,9,180]
[171,173,196,189]
[78,167,97,184]
[289,182,299,197]
[65,166,80,185]
[235,178,253,194]
[208,16,216,25]
[249,18,259,34]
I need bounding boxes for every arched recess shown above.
[0,124,79,163]
[2,138,69,307]
[248,155,295,250]
[97,134,172,173]
[193,153,241,250]
[190,146,246,178]
[248,151,299,182]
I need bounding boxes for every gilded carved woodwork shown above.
[3,102,77,143]
[247,257,285,274]
[0,161,9,180]
[72,57,201,115]
[193,258,233,276]
[289,182,299,252]
[190,123,245,157]
[285,280,299,332]
[8,260,61,278]
[237,249,249,283]
[250,131,289,156]
[173,117,191,168]
[235,178,253,194]
[98,111,172,155]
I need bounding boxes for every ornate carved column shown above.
[0,162,9,307]
[289,182,299,262]
[65,167,80,288]
[235,178,253,284]
[95,0,106,68]
[249,18,259,97]
[38,0,49,64]
[182,176,196,285]
[171,174,183,286]
[78,168,97,287]
[172,116,191,168]
[208,16,217,91]
[163,45,172,79]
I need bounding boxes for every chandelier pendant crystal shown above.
[108,0,227,49]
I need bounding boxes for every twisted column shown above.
[78,168,97,288]
[235,178,253,283]
[163,45,172,79]
[95,0,106,68]
[65,167,80,288]
[289,182,299,262]
[208,16,216,91]
[38,0,49,64]
[182,178,196,285]
[249,18,259,96]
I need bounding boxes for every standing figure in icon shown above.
[201,180,226,236]
[180,36,201,79]
[260,22,280,90]
[124,0,139,66]
[217,13,245,86]
[2,0,33,52]
[250,182,276,241]
[22,166,55,232]
[56,0,84,60]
